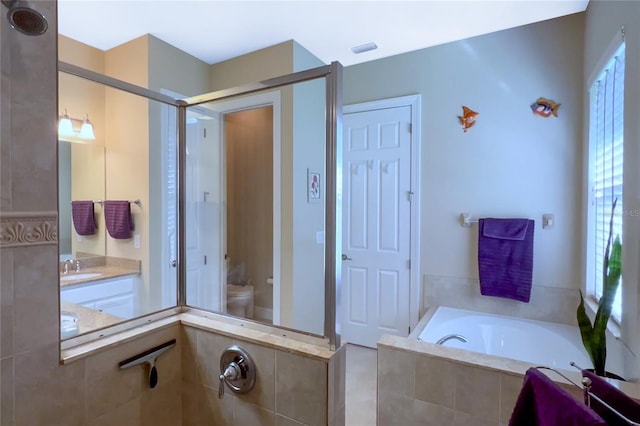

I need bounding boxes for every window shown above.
[587,42,625,321]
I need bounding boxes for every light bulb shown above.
[79,114,95,140]
[58,109,74,137]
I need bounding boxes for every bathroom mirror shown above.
[185,77,328,336]
[59,71,179,339]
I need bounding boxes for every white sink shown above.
[60,272,103,281]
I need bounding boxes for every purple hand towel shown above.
[478,218,534,302]
[71,201,97,236]
[509,368,606,426]
[583,370,640,425]
[103,200,134,239]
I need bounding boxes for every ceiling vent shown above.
[351,42,378,54]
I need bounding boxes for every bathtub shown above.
[414,306,592,370]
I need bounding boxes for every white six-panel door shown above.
[342,105,412,348]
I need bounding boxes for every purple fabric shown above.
[71,201,96,236]
[478,218,534,302]
[509,368,606,426]
[103,200,133,239]
[583,370,640,425]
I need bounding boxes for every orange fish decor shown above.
[530,97,560,118]
[458,106,479,133]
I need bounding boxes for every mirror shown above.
[59,71,179,339]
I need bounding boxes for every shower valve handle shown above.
[218,361,241,399]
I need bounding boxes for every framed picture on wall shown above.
[308,169,321,203]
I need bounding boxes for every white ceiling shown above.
[58,1,589,67]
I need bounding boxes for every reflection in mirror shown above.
[59,72,178,339]
[58,140,106,260]
[185,78,327,336]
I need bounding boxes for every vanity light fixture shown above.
[58,109,96,140]
[58,109,74,137]
[79,114,95,140]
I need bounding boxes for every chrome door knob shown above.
[341,254,352,261]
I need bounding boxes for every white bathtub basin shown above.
[60,272,102,281]
[417,306,592,370]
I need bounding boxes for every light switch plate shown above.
[134,234,141,248]
[542,214,554,229]
[316,231,325,244]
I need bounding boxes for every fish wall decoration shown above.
[458,106,479,132]
[530,97,560,118]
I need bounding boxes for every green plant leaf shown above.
[577,290,596,369]
[579,198,621,376]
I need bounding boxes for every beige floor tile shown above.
[345,344,377,426]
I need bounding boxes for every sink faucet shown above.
[62,259,73,274]
[436,334,468,345]
[62,259,80,274]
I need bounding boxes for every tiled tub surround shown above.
[421,275,634,379]
[422,274,581,325]
[377,335,640,426]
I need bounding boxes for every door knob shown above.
[341,254,352,261]
[170,260,177,267]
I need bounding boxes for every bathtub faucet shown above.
[435,334,468,345]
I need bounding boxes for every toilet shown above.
[226,284,254,319]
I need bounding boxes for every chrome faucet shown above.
[62,259,80,274]
[436,334,468,345]
[62,259,73,274]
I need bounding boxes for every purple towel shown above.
[103,200,133,239]
[583,370,640,425]
[478,218,534,302]
[509,369,606,426]
[71,201,97,236]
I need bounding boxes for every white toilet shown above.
[226,284,254,319]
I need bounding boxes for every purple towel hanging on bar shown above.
[71,200,97,236]
[478,218,534,302]
[509,368,606,426]
[103,200,134,239]
[582,370,640,425]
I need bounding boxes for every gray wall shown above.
[344,13,585,320]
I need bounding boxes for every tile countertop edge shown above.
[180,313,337,362]
[61,313,339,365]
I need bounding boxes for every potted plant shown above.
[577,198,622,378]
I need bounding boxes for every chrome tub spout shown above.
[436,334,468,345]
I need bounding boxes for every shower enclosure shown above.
[57,60,343,350]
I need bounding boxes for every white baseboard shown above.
[253,306,273,323]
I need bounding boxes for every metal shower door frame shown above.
[58,60,343,350]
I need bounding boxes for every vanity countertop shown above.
[61,301,124,335]
[60,265,139,287]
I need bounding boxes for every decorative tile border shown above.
[0,211,58,247]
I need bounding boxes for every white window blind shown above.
[589,42,625,321]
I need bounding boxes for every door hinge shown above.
[408,123,412,133]
[203,128,207,138]
[407,259,411,269]
[204,255,207,265]
[407,191,414,202]
[408,326,411,334]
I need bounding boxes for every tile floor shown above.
[345,344,377,426]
